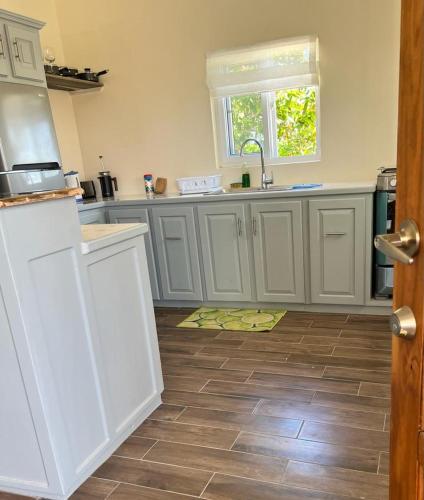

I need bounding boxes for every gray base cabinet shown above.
[251,200,305,303]
[198,203,252,301]
[108,208,160,300]
[309,197,366,305]
[152,206,203,301]
[79,208,107,225]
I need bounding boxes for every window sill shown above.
[218,153,321,169]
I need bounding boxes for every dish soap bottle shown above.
[242,163,250,188]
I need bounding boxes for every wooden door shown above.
[197,203,252,301]
[251,200,304,303]
[389,1,424,498]
[108,208,160,300]
[152,206,203,301]
[5,23,44,83]
[309,197,366,305]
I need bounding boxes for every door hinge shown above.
[418,431,424,466]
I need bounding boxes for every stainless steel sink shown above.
[204,185,294,195]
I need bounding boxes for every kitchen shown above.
[0,1,401,499]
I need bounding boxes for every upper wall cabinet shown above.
[5,24,45,83]
[0,9,46,87]
[0,24,10,78]
[309,197,366,305]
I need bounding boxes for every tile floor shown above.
[1,309,391,500]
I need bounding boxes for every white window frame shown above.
[211,86,321,168]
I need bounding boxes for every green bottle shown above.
[242,163,250,188]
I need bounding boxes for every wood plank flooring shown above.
[1,309,391,500]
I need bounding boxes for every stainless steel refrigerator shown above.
[0,82,65,197]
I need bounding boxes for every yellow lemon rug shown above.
[177,307,286,332]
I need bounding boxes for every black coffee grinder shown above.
[97,156,118,198]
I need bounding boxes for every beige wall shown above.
[5,0,401,194]
[52,0,400,194]
[1,0,85,176]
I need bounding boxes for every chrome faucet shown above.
[239,139,273,190]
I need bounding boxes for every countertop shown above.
[77,182,376,211]
[0,187,82,208]
[80,223,148,254]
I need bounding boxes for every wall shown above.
[55,0,399,193]
[1,0,85,176]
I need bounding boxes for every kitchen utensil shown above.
[155,177,167,194]
[98,171,118,198]
[76,68,108,82]
[59,67,79,77]
[80,180,96,200]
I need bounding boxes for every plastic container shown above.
[144,173,154,193]
[176,174,222,195]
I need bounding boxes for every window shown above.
[207,36,320,167]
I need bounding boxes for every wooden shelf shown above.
[46,73,104,92]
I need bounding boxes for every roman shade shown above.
[206,35,319,98]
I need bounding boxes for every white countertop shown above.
[78,182,376,211]
[80,223,148,254]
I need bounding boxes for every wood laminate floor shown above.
[2,309,391,500]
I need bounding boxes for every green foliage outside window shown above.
[228,87,317,158]
[275,87,317,157]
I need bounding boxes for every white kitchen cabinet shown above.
[152,205,203,301]
[4,22,45,83]
[0,197,163,499]
[0,10,46,86]
[309,197,367,305]
[108,207,160,300]
[251,200,305,303]
[0,24,11,78]
[198,203,252,301]
[83,227,163,438]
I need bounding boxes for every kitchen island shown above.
[0,189,163,499]
[78,182,390,313]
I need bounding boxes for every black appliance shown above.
[373,167,397,298]
[80,180,96,200]
[98,171,118,198]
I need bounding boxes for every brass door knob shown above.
[374,218,420,265]
[390,306,416,339]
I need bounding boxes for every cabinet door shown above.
[0,24,11,79]
[252,200,305,303]
[152,206,203,301]
[198,203,252,301]
[5,23,45,83]
[309,197,366,305]
[79,209,107,225]
[108,208,160,301]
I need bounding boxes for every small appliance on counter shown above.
[373,166,397,299]
[64,171,83,201]
[80,180,97,200]
[98,171,118,198]
[0,82,65,197]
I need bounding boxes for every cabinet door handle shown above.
[0,35,4,57]
[237,218,242,237]
[252,216,257,236]
[325,232,346,236]
[164,236,182,240]
[13,41,20,60]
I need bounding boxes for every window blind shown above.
[206,36,319,98]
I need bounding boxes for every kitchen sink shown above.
[204,185,294,195]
